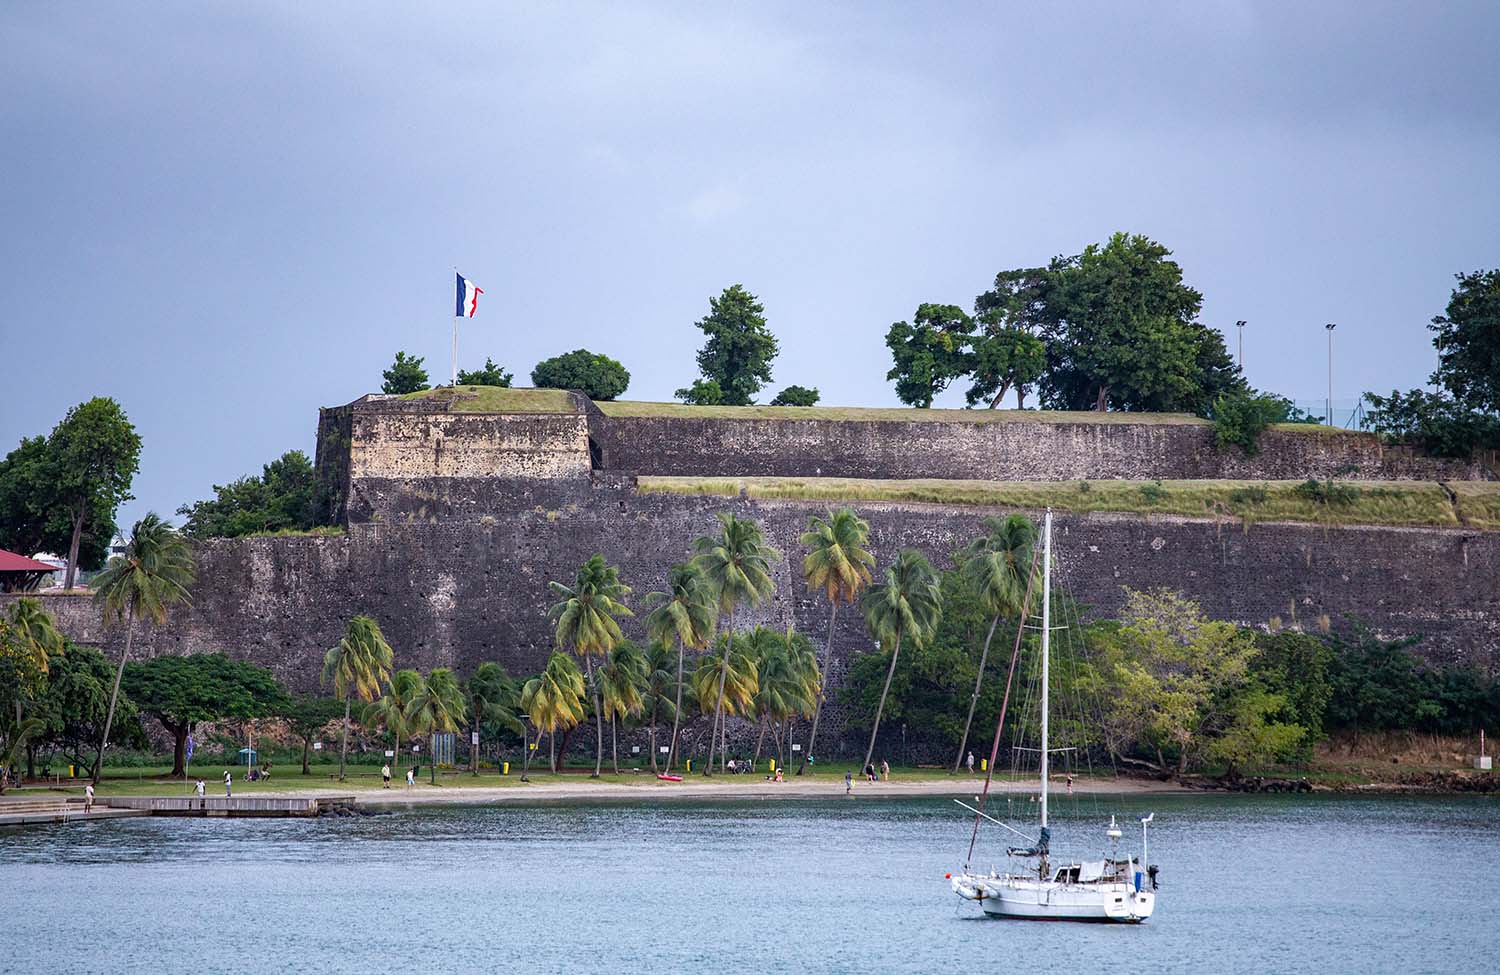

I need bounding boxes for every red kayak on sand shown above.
[657,774,683,782]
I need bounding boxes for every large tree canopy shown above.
[677,285,778,406]
[123,653,285,776]
[0,398,139,586]
[176,450,319,538]
[531,349,631,400]
[884,303,973,408]
[1429,268,1500,414]
[382,351,428,394]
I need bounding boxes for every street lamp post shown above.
[520,714,531,782]
[1325,323,1337,427]
[1236,321,1246,370]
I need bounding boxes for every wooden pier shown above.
[103,795,359,817]
[0,797,148,827]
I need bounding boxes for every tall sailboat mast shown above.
[1040,508,1051,831]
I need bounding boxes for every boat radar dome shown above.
[1107,815,1123,840]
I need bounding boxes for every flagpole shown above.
[452,265,460,387]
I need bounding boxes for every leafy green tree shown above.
[282,695,344,774]
[966,326,1047,409]
[679,284,779,406]
[406,668,467,784]
[859,549,942,771]
[0,599,64,779]
[31,641,139,781]
[90,513,195,784]
[47,398,142,589]
[885,303,973,408]
[1364,388,1500,458]
[456,357,514,388]
[797,507,873,774]
[770,385,820,407]
[1429,268,1500,413]
[382,351,429,394]
[466,662,524,774]
[644,562,717,771]
[598,640,648,773]
[548,555,633,778]
[1205,687,1308,777]
[322,615,394,781]
[1208,391,1323,455]
[363,668,422,770]
[692,513,781,773]
[748,626,818,766]
[176,450,319,538]
[674,378,724,406]
[520,651,586,775]
[952,514,1037,773]
[123,653,285,777]
[531,349,631,400]
[0,434,114,572]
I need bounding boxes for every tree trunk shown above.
[64,505,84,591]
[707,609,735,775]
[667,641,686,771]
[987,381,1013,410]
[953,614,1001,773]
[1017,386,1027,410]
[470,712,479,776]
[648,719,658,773]
[610,715,619,775]
[301,738,311,775]
[585,656,603,779]
[337,697,352,780]
[753,716,767,764]
[862,629,903,774]
[92,606,135,786]
[520,725,532,781]
[1094,385,1110,412]
[169,721,189,778]
[431,738,437,785]
[800,601,838,775]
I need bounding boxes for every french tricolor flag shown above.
[455,273,484,318]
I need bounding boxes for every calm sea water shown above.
[2,792,1494,975]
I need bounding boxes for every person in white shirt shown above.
[223,770,232,797]
[405,767,414,789]
[84,783,94,813]
[382,764,391,789]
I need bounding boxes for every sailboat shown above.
[949,509,1158,923]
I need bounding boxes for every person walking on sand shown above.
[845,770,853,796]
[224,770,232,797]
[966,751,975,774]
[84,782,94,813]
[1066,772,1074,795]
[405,767,415,790]
[881,760,890,781]
[382,763,391,789]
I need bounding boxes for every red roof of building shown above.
[0,549,56,573]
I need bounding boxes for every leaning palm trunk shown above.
[338,696,351,781]
[707,610,735,774]
[648,715,659,773]
[667,643,686,771]
[861,629,903,773]
[952,614,1001,773]
[585,657,604,778]
[753,716,768,765]
[799,601,838,775]
[92,606,135,786]
[610,715,619,775]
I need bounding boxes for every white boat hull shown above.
[952,875,1155,923]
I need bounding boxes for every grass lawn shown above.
[400,386,579,414]
[596,400,1212,425]
[639,475,1500,530]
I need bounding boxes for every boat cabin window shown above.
[1052,866,1080,884]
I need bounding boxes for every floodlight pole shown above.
[1236,320,1246,370]
[1325,323,1337,427]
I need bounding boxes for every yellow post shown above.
[769,758,776,773]
[686,759,692,772]
[502,761,509,775]
[981,758,988,772]
[69,764,76,778]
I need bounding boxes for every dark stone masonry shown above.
[8,392,1496,731]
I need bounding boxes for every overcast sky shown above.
[2,2,1497,533]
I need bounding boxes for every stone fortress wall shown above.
[11,390,1497,750]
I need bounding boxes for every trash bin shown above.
[981,758,988,772]
[502,762,509,775]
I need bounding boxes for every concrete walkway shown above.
[0,796,148,827]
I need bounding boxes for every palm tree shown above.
[690,632,759,765]
[406,668,468,784]
[952,514,1038,773]
[643,562,717,771]
[639,641,680,773]
[520,651,586,775]
[748,627,818,767]
[90,513,195,785]
[548,555,633,778]
[5,599,64,777]
[322,614,394,782]
[797,507,873,774]
[467,662,524,774]
[860,549,942,773]
[363,668,422,773]
[781,627,821,767]
[598,640,648,773]
[692,513,780,773]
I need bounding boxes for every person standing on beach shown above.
[195,778,205,809]
[223,770,232,797]
[966,751,975,774]
[880,760,890,781]
[405,767,414,790]
[845,770,853,795]
[382,763,391,789]
[1066,772,1074,795]
[84,782,94,813]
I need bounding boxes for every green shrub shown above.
[1229,485,1268,506]
[1208,391,1304,455]
[531,349,631,400]
[1139,480,1166,502]
[1294,478,1361,507]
